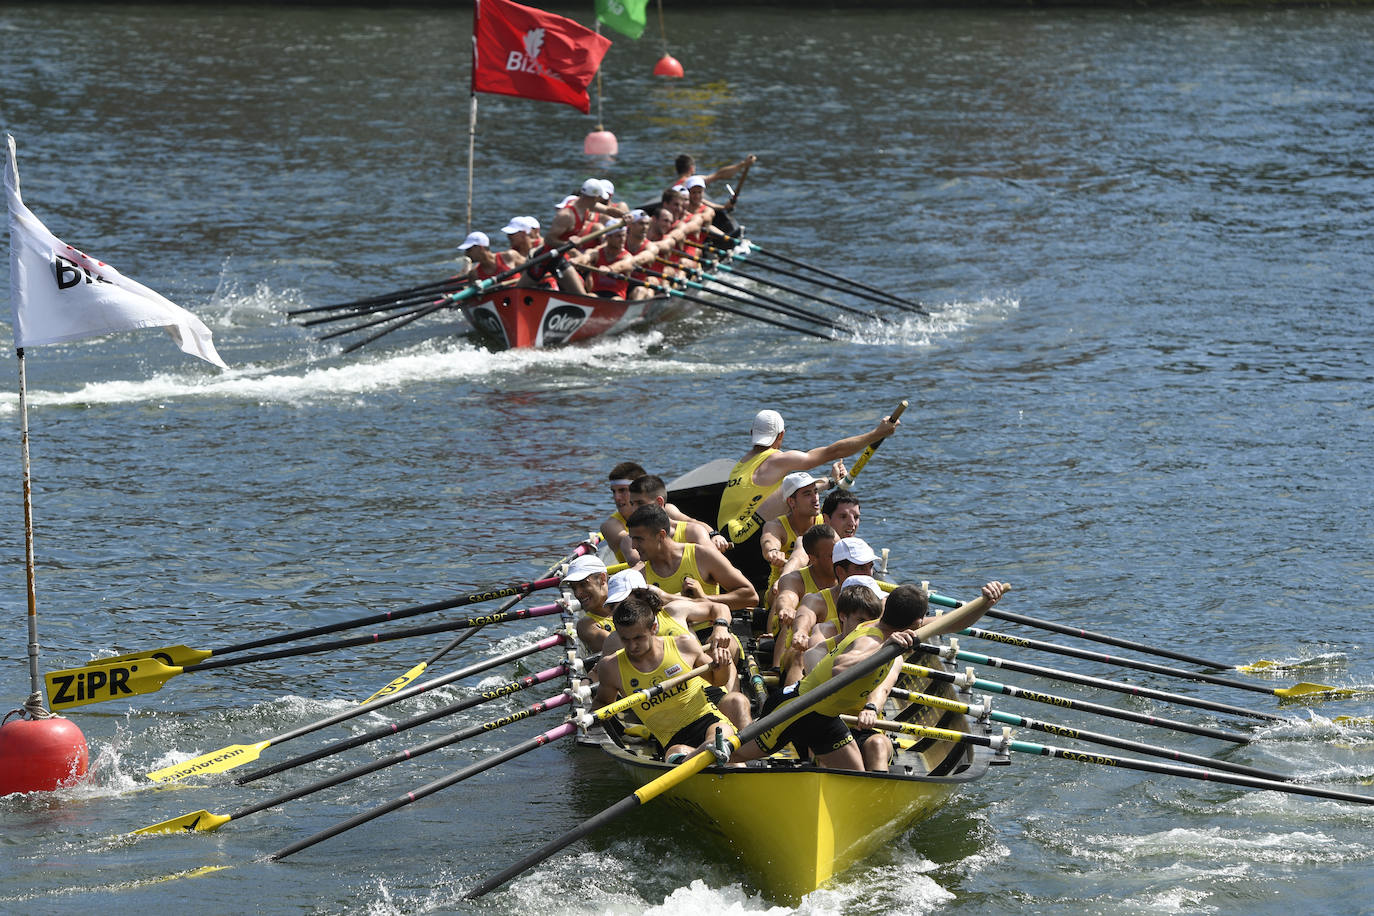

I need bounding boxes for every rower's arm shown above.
[793,418,900,470]
[592,657,621,708]
[758,518,786,569]
[702,546,759,611]
[703,154,756,184]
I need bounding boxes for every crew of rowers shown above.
[562,407,1009,772]
[454,153,757,301]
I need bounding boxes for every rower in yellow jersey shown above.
[717,408,898,546]
[770,524,838,684]
[593,590,747,760]
[732,580,1009,771]
[627,504,757,613]
[759,471,830,595]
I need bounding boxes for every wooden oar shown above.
[288,275,469,316]
[360,542,593,705]
[234,662,571,785]
[709,230,928,315]
[141,632,568,782]
[85,570,572,672]
[639,263,841,330]
[134,690,574,836]
[937,642,1286,721]
[957,624,1357,700]
[839,399,908,488]
[900,661,1254,744]
[464,590,1001,898]
[889,687,1286,781]
[45,601,569,712]
[928,592,1238,670]
[848,715,1374,807]
[270,663,715,861]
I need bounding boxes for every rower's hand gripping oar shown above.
[840,399,907,489]
[463,585,1006,899]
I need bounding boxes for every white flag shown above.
[6,134,227,369]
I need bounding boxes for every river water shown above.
[2,4,1372,914]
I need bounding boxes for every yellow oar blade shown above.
[145,741,272,783]
[1274,682,1360,699]
[45,657,181,711]
[1334,715,1374,726]
[361,662,428,705]
[1237,659,1286,673]
[96,645,213,668]
[133,810,233,835]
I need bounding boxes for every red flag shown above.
[473,0,612,114]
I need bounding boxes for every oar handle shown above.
[839,400,908,488]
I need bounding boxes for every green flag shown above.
[596,0,647,40]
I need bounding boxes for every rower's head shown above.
[602,226,626,256]
[802,523,838,577]
[836,580,883,629]
[832,537,877,584]
[608,461,647,513]
[605,568,648,613]
[626,209,649,243]
[502,217,534,252]
[660,188,686,219]
[652,206,675,236]
[579,177,604,204]
[626,503,673,563]
[598,178,615,204]
[750,409,785,450]
[822,491,861,539]
[523,216,543,246]
[881,583,929,630]
[612,588,662,658]
[782,471,821,515]
[561,554,609,614]
[675,154,695,179]
[458,231,490,257]
[627,474,668,513]
[685,175,706,206]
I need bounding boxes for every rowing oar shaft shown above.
[141,633,568,782]
[665,258,847,328]
[889,688,1285,781]
[840,400,908,488]
[234,663,569,785]
[645,278,834,341]
[852,716,1374,808]
[465,591,1000,899]
[691,252,894,325]
[958,625,1342,699]
[937,642,1285,721]
[177,601,567,674]
[641,263,840,330]
[900,662,1253,744]
[289,274,468,316]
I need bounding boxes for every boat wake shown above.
[840,295,1019,347]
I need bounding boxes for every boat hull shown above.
[461,287,679,350]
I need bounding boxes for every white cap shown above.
[782,471,819,499]
[580,178,603,197]
[562,554,607,583]
[684,175,706,190]
[519,216,540,232]
[598,178,615,199]
[501,218,527,235]
[626,208,648,224]
[605,569,648,604]
[840,575,886,599]
[750,409,784,447]
[670,184,685,193]
[458,231,490,251]
[833,537,877,566]
[557,195,578,210]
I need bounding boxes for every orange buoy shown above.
[653,55,684,78]
[584,129,619,156]
[0,713,88,794]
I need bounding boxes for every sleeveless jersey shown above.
[766,512,824,591]
[796,624,890,717]
[643,543,719,596]
[718,448,778,529]
[615,637,719,748]
[589,247,628,298]
[474,252,511,282]
[608,509,629,564]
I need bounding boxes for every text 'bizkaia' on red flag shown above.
[5,135,227,369]
[472,0,613,115]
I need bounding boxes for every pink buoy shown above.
[653,54,684,78]
[584,129,619,156]
[0,714,88,795]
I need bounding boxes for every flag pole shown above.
[15,346,48,716]
[466,1,480,236]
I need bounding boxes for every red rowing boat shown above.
[460,286,683,350]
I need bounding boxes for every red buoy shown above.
[653,55,684,78]
[584,129,619,156]
[0,714,88,795]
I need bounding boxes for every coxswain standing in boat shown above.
[770,523,839,684]
[671,152,756,192]
[732,580,1009,771]
[594,589,745,761]
[717,409,898,549]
